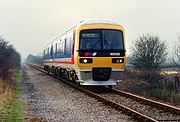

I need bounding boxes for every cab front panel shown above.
[74,24,126,85]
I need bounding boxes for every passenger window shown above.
[48,47,49,56]
[55,43,57,56]
[50,45,53,56]
[64,38,67,55]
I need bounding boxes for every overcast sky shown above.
[0,0,180,58]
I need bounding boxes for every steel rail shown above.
[112,89,180,115]
[28,64,167,122]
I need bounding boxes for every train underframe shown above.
[43,65,122,88]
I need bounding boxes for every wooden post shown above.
[175,74,180,93]
[178,74,180,93]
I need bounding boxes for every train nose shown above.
[92,68,111,81]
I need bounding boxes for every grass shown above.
[0,72,25,122]
[14,73,22,96]
[0,99,24,122]
[153,88,180,103]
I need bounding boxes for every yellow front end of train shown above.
[74,21,126,86]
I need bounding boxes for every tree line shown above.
[26,54,43,65]
[130,34,180,75]
[0,37,21,81]
[129,34,180,95]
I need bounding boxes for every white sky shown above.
[0,0,180,59]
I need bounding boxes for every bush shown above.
[0,37,21,81]
[153,88,180,103]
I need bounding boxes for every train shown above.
[43,20,126,88]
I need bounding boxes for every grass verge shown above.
[153,88,180,103]
[0,72,25,122]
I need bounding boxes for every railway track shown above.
[28,64,180,122]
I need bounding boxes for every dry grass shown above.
[0,80,4,93]
[0,80,13,109]
[0,80,6,108]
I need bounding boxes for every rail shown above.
[28,64,180,122]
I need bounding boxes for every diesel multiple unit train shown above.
[43,20,126,87]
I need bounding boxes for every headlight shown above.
[112,58,124,63]
[80,58,93,63]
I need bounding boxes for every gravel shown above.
[19,65,133,122]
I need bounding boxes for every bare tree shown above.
[130,34,167,79]
[173,36,180,73]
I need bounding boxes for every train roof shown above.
[44,19,123,48]
[78,19,122,27]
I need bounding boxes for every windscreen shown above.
[80,29,124,51]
